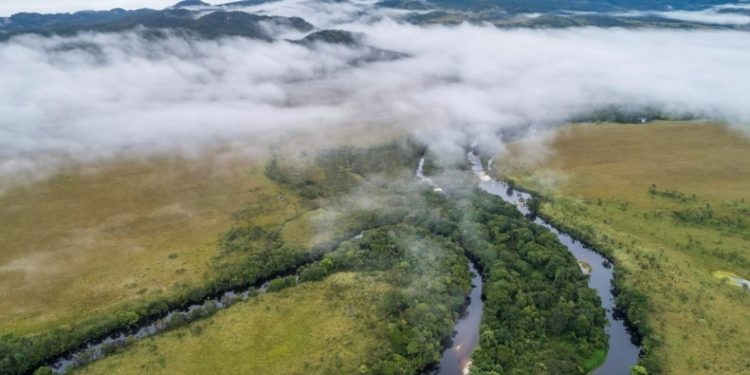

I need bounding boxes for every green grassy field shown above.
[73,220,476,375]
[497,121,750,374]
[0,129,419,374]
[0,123,407,341]
[0,148,301,337]
[75,272,387,375]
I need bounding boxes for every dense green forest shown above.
[461,193,608,374]
[265,142,607,373]
[400,183,608,374]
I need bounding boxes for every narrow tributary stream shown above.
[49,278,278,373]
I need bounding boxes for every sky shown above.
[0,1,178,16]
[1,0,749,188]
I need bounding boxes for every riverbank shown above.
[430,261,483,375]
[74,225,474,375]
[0,149,314,375]
[468,152,638,374]
[495,121,750,374]
[75,272,391,375]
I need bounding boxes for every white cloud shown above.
[613,9,750,25]
[1,1,749,188]
[712,3,750,11]
[227,0,416,29]
[595,2,750,26]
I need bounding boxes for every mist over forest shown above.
[1,0,749,187]
[1,1,749,375]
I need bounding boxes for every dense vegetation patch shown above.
[460,193,607,374]
[313,225,473,374]
[265,140,424,201]
[280,147,609,374]
[498,122,750,374]
[74,224,473,375]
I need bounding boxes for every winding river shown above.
[433,262,484,375]
[466,151,641,375]
[49,152,640,374]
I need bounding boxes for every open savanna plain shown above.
[497,121,750,374]
[76,272,389,375]
[0,148,301,336]
[0,124,411,374]
[72,215,479,375]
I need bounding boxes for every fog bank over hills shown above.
[3,0,750,29]
[1,0,749,188]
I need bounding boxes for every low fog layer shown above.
[609,2,750,26]
[1,0,750,188]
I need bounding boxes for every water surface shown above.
[435,262,483,375]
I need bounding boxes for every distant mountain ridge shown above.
[380,0,750,29]
[0,1,306,41]
[171,0,212,7]
[380,0,739,13]
[1,0,746,40]
[0,3,406,64]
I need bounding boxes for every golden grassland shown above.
[0,147,303,337]
[0,121,410,339]
[75,272,388,375]
[497,121,750,374]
